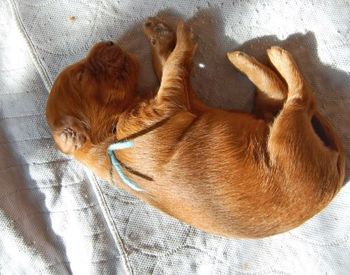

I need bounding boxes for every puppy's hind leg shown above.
[267,47,315,110]
[267,47,315,160]
[267,47,344,194]
[227,51,288,121]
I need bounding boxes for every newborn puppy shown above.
[46,18,345,238]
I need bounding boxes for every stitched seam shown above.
[0,180,87,201]
[0,113,45,121]
[125,226,192,258]
[102,189,141,204]
[0,137,51,145]
[7,0,53,91]
[86,169,133,275]
[0,158,74,172]
[288,231,350,247]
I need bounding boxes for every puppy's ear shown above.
[51,116,89,155]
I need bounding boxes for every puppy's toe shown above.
[227,51,253,69]
[267,46,295,71]
[267,46,304,92]
[54,126,87,154]
[143,17,175,49]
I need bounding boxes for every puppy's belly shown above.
[136,115,337,237]
[112,109,342,238]
[152,165,309,238]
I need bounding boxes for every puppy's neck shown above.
[74,137,115,180]
[73,96,165,183]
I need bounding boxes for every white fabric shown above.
[1,0,350,274]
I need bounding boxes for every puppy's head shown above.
[83,40,140,106]
[46,41,139,152]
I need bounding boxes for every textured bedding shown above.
[1,0,350,274]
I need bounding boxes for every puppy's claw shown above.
[56,127,86,154]
[52,117,89,155]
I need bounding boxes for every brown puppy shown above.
[46,18,345,238]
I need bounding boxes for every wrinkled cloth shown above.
[1,0,350,274]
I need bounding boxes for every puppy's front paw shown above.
[52,117,88,155]
[61,127,86,151]
[144,17,175,53]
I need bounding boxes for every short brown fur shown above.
[46,18,345,238]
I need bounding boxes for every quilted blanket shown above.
[1,0,350,274]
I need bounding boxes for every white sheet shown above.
[1,0,350,274]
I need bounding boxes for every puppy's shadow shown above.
[117,8,350,182]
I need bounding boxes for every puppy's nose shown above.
[106,41,114,46]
